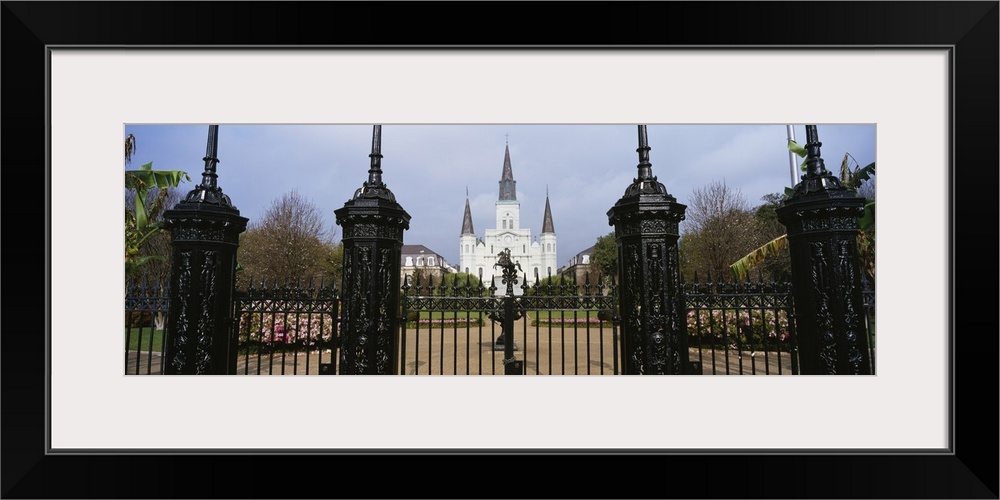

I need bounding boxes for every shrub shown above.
[685,308,792,349]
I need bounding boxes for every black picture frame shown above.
[3,2,997,498]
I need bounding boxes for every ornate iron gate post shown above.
[334,125,411,374]
[162,125,248,375]
[607,126,689,374]
[776,125,871,375]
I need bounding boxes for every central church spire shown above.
[498,144,517,201]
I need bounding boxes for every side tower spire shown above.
[461,188,475,235]
[539,184,558,278]
[498,144,516,201]
[541,189,555,234]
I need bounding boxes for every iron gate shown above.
[232,278,340,375]
[400,251,620,375]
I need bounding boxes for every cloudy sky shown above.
[124,123,875,268]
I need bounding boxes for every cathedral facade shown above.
[459,144,557,295]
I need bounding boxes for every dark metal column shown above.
[334,125,411,374]
[776,125,871,375]
[162,125,248,375]
[607,126,689,374]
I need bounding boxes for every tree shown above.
[125,187,183,284]
[728,139,875,284]
[124,134,190,277]
[590,232,618,283]
[679,180,759,281]
[236,190,339,288]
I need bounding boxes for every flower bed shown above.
[238,311,337,350]
[686,309,792,347]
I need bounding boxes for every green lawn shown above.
[126,328,164,351]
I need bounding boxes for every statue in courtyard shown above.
[490,248,522,351]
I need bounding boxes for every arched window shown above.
[502,220,507,229]
[465,244,469,253]
[547,266,552,275]
[546,243,551,251]
[416,257,424,266]
[523,245,526,253]
[428,257,435,266]
[404,256,413,266]
[465,267,469,274]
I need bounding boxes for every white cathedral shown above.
[459,144,557,295]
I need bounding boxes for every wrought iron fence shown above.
[232,277,340,375]
[125,274,874,375]
[125,278,170,375]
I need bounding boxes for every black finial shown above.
[368,125,383,188]
[200,125,220,190]
[179,124,236,208]
[636,125,653,181]
[617,125,668,198]
[784,124,848,196]
[352,125,397,201]
[803,125,827,178]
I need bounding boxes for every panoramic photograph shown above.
[124,123,876,376]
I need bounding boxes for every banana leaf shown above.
[125,162,189,230]
[729,234,787,281]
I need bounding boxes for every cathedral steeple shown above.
[541,188,555,234]
[461,188,475,235]
[498,144,517,201]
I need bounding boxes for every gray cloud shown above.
[125,124,875,270]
